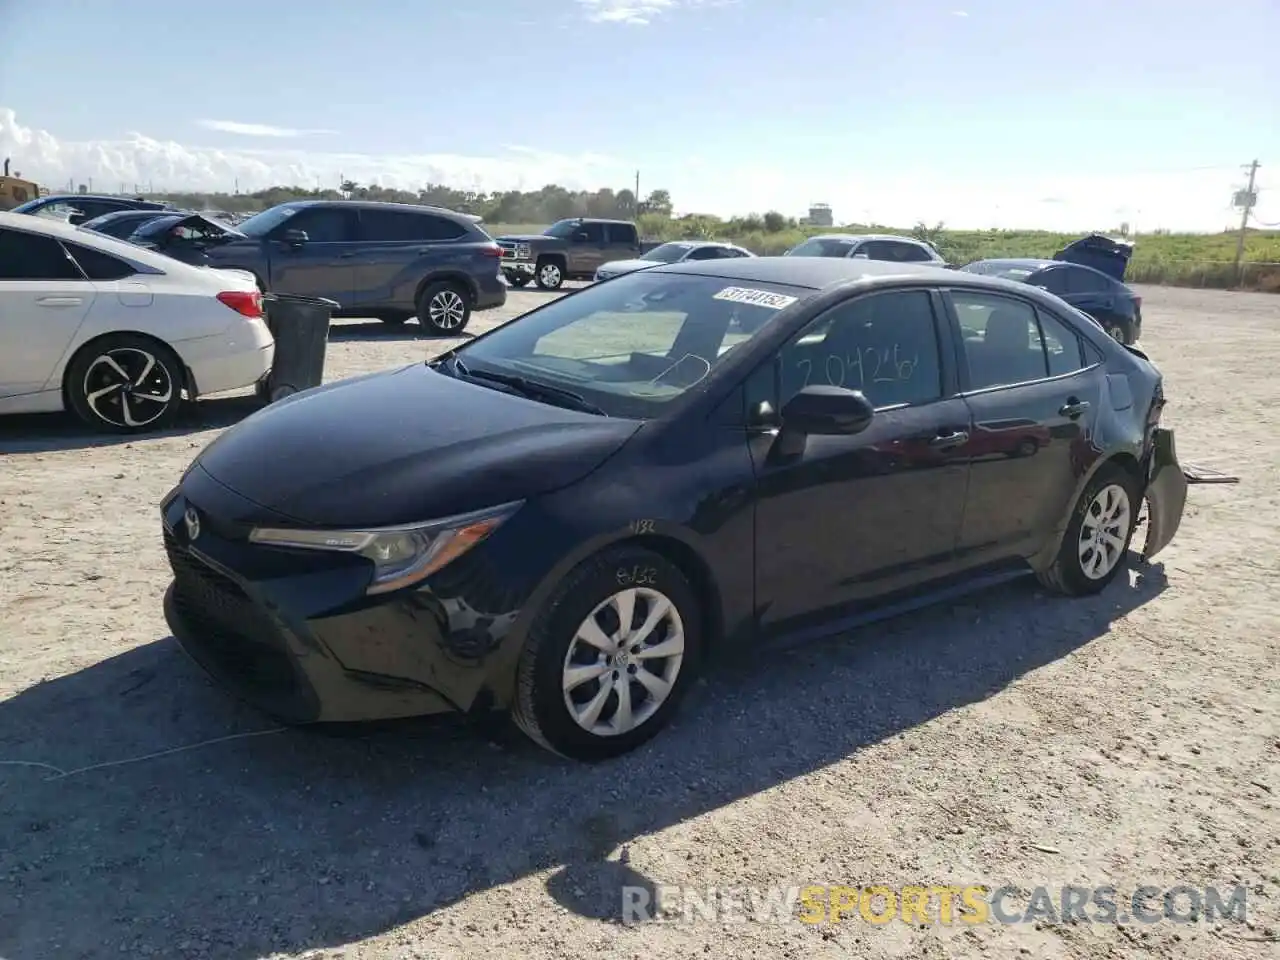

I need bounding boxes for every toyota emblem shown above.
[183,506,201,541]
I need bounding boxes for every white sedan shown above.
[0,210,274,433]
[593,241,755,282]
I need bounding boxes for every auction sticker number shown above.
[713,287,798,310]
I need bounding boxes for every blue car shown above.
[960,235,1141,344]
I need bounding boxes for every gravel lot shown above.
[0,283,1277,960]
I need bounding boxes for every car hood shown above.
[497,233,555,243]
[192,363,641,527]
[1053,233,1133,281]
[598,259,659,275]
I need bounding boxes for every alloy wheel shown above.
[561,586,685,737]
[1077,482,1132,579]
[428,289,467,330]
[538,263,562,288]
[82,347,175,429]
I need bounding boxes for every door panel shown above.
[748,288,971,633]
[267,207,359,304]
[568,222,608,275]
[946,289,1107,563]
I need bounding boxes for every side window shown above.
[1032,267,1068,295]
[284,208,354,243]
[63,242,137,281]
[951,292,1048,390]
[606,223,637,245]
[685,246,724,261]
[358,209,421,241]
[895,242,935,263]
[1064,266,1109,294]
[418,214,466,241]
[776,290,943,409]
[0,229,84,281]
[579,222,606,243]
[858,240,891,260]
[1037,310,1087,376]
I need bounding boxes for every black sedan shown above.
[160,257,1188,761]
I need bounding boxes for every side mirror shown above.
[771,385,874,459]
[851,251,869,260]
[572,231,590,242]
[280,228,308,247]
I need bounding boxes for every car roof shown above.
[805,233,929,243]
[87,209,176,221]
[970,257,1057,269]
[285,199,471,219]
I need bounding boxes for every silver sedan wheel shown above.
[428,289,467,330]
[82,347,175,429]
[538,262,562,287]
[1078,482,1132,579]
[561,587,685,737]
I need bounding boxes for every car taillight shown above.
[1147,382,1164,427]
[216,290,263,318]
[478,243,502,258]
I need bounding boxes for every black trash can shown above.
[258,293,338,403]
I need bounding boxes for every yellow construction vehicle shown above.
[0,157,42,210]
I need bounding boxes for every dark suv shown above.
[203,200,506,333]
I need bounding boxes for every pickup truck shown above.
[495,218,660,290]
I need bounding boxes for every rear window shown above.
[64,242,137,281]
[787,237,858,257]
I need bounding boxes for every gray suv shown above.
[204,200,506,333]
[785,233,948,266]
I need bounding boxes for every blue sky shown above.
[1,0,1277,230]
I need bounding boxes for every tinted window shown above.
[787,237,858,257]
[578,222,606,243]
[895,242,936,262]
[455,271,808,419]
[419,214,466,241]
[640,243,694,263]
[0,229,84,281]
[606,223,637,245]
[358,209,465,241]
[281,208,354,242]
[1037,310,1087,376]
[951,292,1048,389]
[685,245,726,261]
[1031,267,1068,294]
[777,290,943,408]
[1063,266,1110,294]
[64,242,136,281]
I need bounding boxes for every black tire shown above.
[505,272,531,288]
[416,281,471,335]
[512,546,704,761]
[65,333,185,434]
[1036,463,1140,596]
[534,257,565,291]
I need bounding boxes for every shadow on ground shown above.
[0,564,1168,958]
[0,395,263,455]
[327,319,476,345]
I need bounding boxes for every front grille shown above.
[164,529,298,694]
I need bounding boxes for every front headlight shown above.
[248,501,522,595]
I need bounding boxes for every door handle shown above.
[1059,398,1091,418]
[929,430,969,449]
[36,297,83,307]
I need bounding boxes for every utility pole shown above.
[634,170,640,213]
[1233,159,1260,286]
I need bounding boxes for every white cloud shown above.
[196,119,338,137]
[0,107,629,196]
[952,10,969,16]
[575,0,734,25]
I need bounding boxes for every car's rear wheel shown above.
[534,258,564,290]
[65,334,185,434]
[505,272,531,288]
[512,546,703,761]
[417,281,471,335]
[1037,463,1140,596]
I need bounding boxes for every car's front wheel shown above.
[65,334,185,433]
[1037,463,1140,596]
[534,258,564,290]
[417,281,471,335]
[505,272,531,288]
[512,546,703,761]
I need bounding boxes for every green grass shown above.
[487,221,1280,292]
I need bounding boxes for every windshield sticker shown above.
[713,287,798,310]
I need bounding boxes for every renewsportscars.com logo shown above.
[621,883,1250,926]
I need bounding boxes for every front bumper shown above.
[1141,427,1188,561]
[159,481,527,724]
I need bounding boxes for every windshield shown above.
[452,270,812,419]
[640,243,693,263]
[787,237,858,257]
[961,261,1037,281]
[543,219,582,239]
[234,204,301,237]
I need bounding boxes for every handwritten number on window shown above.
[794,344,918,392]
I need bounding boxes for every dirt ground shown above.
[0,283,1277,960]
